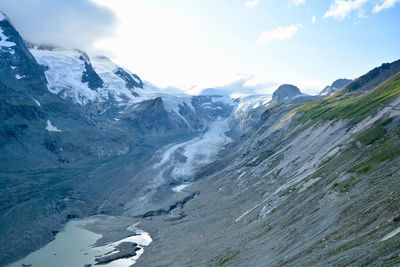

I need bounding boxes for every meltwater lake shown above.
[9,216,151,267]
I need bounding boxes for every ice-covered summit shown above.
[30,48,145,105]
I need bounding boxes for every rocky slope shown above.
[135,64,400,266]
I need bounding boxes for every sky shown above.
[1,0,400,96]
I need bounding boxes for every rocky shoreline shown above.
[94,242,141,265]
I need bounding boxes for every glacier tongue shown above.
[155,116,232,182]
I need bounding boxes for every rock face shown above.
[0,13,48,95]
[272,84,302,104]
[79,53,104,90]
[332,78,352,89]
[320,78,352,96]
[114,67,143,90]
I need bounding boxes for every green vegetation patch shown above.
[210,250,241,266]
[331,176,357,193]
[348,163,371,174]
[356,123,386,146]
[295,72,400,123]
[348,134,400,175]
[323,229,379,260]
[381,254,400,267]
[355,118,393,146]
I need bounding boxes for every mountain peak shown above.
[332,78,352,89]
[272,84,302,104]
[319,78,351,96]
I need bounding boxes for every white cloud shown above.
[258,24,303,45]
[195,78,276,97]
[289,0,306,6]
[323,0,368,20]
[189,75,325,96]
[292,79,327,95]
[92,0,246,91]
[245,0,259,8]
[373,0,400,12]
[0,0,116,50]
[245,76,326,95]
[312,15,317,23]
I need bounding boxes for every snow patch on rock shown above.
[33,98,41,107]
[172,183,191,192]
[46,120,61,132]
[0,27,16,48]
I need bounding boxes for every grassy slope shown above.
[299,116,400,266]
[295,72,400,123]
[275,72,400,266]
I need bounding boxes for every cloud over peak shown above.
[0,0,116,50]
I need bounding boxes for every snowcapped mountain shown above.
[29,48,143,105]
[28,46,237,129]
